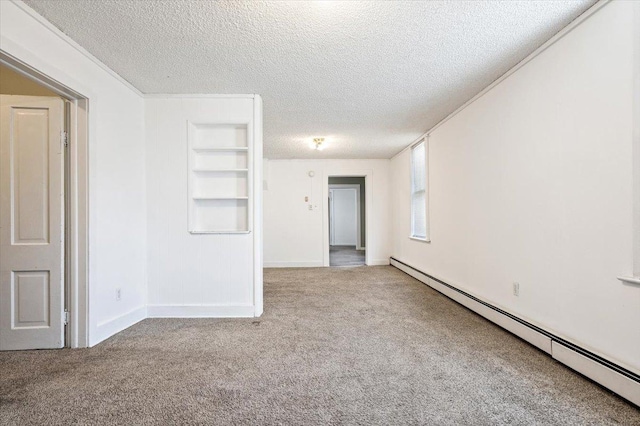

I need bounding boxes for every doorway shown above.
[0,64,67,350]
[328,177,365,267]
[0,53,89,349]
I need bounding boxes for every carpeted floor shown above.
[330,245,365,266]
[1,266,638,425]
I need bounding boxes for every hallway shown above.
[329,245,365,267]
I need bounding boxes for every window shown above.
[410,139,429,241]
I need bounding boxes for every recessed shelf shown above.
[188,121,251,233]
[193,196,249,200]
[192,168,249,173]
[193,147,248,153]
[190,230,252,234]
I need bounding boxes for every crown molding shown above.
[11,0,144,98]
[392,0,611,160]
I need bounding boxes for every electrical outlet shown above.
[116,288,122,301]
[513,282,520,297]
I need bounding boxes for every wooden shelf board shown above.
[189,230,251,234]
[192,169,249,173]
[192,147,248,152]
[192,196,249,200]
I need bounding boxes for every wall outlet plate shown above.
[513,282,520,297]
[116,288,122,301]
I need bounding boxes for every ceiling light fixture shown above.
[312,138,325,151]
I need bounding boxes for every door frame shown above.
[328,184,361,249]
[323,172,371,266]
[1,50,90,348]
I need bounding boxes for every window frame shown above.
[410,138,430,243]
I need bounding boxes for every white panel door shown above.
[0,95,65,350]
[330,188,357,246]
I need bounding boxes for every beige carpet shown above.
[1,266,638,425]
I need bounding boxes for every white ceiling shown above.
[24,0,595,159]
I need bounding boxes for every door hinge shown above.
[63,310,70,326]
[61,131,69,148]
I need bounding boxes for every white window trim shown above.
[410,137,430,243]
[409,236,430,243]
[618,10,640,286]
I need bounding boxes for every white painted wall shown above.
[145,96,263,317]
[0,1,147,346]
[391,1,640,374]
[330,188,358,246]
[264,159,390,267]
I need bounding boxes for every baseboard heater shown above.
[389,257,640,407]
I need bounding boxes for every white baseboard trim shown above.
[552,342,640,407]
[254,305,264,317]
[390,258,551,354]
[390,257,640,407]
[264,261,324,268]
[368,259,390,266]
[147,304,256,318]
[93,305,147,346]
[265,259,388,267]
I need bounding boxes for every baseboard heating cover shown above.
[390,257,640,407]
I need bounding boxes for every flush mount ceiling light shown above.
[312,138,325,151]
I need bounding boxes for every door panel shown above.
[329,192,334,245]
[0,95,65,350]
[12,107,51,244]
[13,271,50,328]
[331,188,357,246]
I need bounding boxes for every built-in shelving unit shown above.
[188,122,252,233]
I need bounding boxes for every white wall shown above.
[264,159,390,267]
[145,96,263,317]
[0,1,147,346]
[391,1,639,374]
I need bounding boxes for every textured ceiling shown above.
[24,0,595,159]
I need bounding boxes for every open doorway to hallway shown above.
[328,177,365,267]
